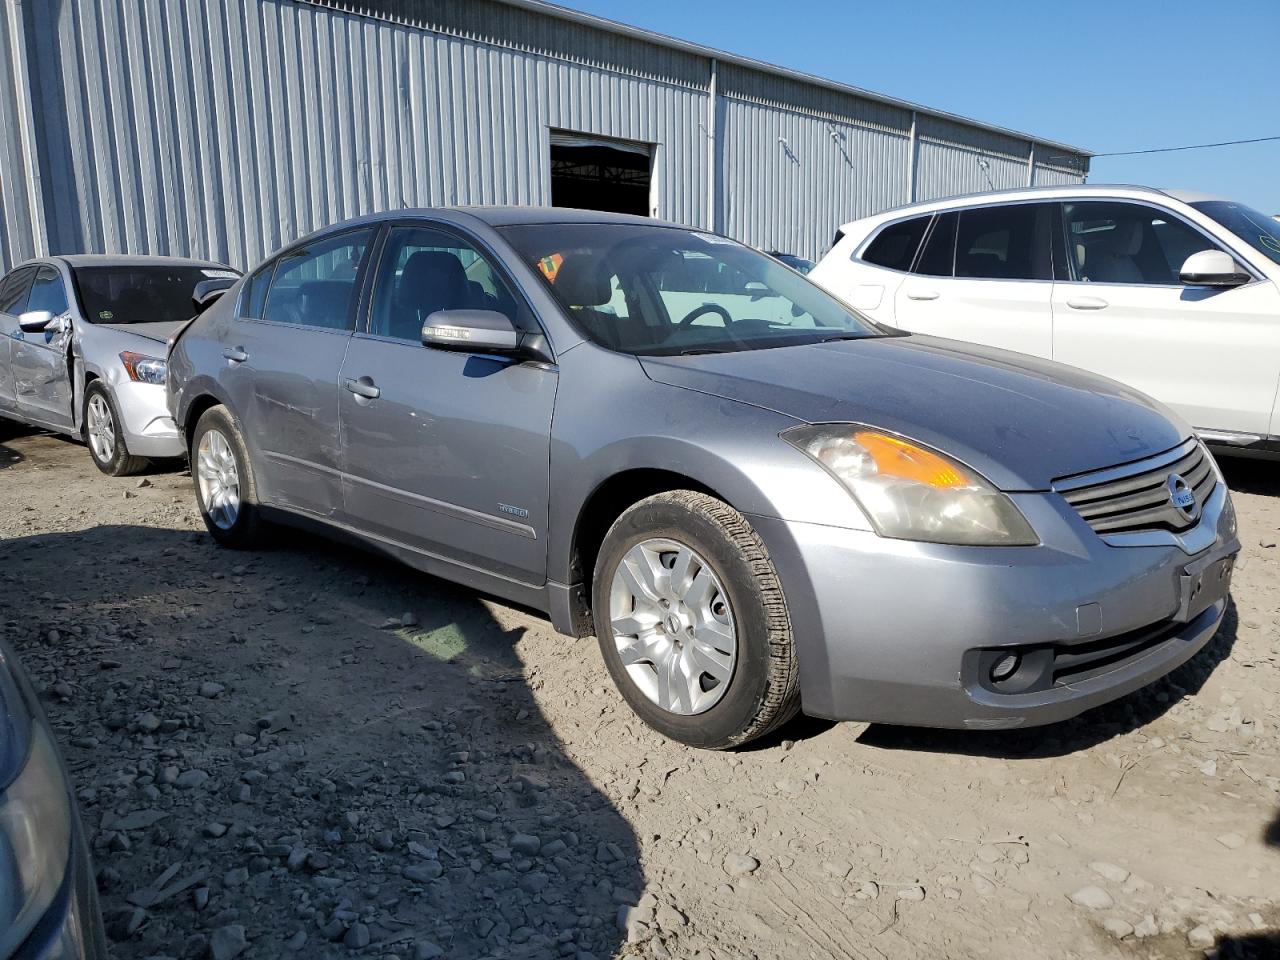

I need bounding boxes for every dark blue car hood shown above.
[640,334,1190,491]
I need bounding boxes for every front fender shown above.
[546,344,872,587]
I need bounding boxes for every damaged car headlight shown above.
[783,425,1038,546]
[0,651,74,957]
[120,351,168,385]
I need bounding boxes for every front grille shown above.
[1056,439,1216,536]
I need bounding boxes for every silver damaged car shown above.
[167,209,1240,749]
[0,255,239,475]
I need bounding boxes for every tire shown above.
[592,490,799,750]
[83,381,148,476]
[190,404,264,548]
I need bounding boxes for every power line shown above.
[1091,135,1280,158]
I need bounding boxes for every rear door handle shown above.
[222,346,248,362]
[344,376,380,400]
[904,288,939,301]
[1066,296,1108,311]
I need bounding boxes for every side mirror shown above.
[192,278,237,314]
[18,310,54,333]
[1179,250,1250,287]
[421,309,522,353]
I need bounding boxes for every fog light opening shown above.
[990,654,1021,684]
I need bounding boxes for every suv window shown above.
[0,267,37,315]
[955,204,1052,280]
[861,216,930,272]
[26,267,69,316]
[369,226,520,341]
[915,212,957,277]
[1064,201,1216,285]
[262,229,373,329]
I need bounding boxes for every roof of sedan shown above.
[55,253,236,270]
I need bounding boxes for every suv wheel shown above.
[191,405,264,548]
[592,490,799,749]
[84,381,148,476]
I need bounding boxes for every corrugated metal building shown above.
[0,0,1090,274]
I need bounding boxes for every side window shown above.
[262,229,373,330]
[860,216,930,272]
[1063,202,1216,285]
[240,264,273,319]
[0,267,37,316]
[955,204,1053,280]
[915,212,958,277]
[369,226,520,341]
[26,267,69,316]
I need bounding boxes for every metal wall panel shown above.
[19,0,709,273]
[1033,163,1089,187]
[719,94,911,261]
[0,0,1088,275]
[915,115,1036,202]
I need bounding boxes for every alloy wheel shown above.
[196,428,241,530]
[86,394,116,464]
[609,538,737,715]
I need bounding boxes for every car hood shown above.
[640,335,1189,491]
[95,320,188,344]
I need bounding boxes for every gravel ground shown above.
[1,424,1278,960]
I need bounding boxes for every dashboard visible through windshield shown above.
[499,222,884,356]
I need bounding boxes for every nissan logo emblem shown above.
[1167,473,1200,522]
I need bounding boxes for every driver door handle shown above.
[904,287,939,301]
[344,377,381,400]
[1066,296,1108,311]
[222,346,248,363]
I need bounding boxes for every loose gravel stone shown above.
[1069,886,1114,910]
[723,853,759,877]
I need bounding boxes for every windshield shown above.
[1190,200,1280,267]
[498,223,883,356]
[72,265,240,324]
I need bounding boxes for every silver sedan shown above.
[0,255,239,475]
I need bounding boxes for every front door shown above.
[0,266,37,415]
[1051,200,1280,437]
[235,228,374,519]
[338,223,556,585]
[894,203,1056,358]
[11,266,75,429]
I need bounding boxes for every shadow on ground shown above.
[853,598,1238,760]
[1219,456,1280,498]
[1,522,641,959]
[1214,806,1280,958]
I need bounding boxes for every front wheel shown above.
[592,490,799,749]
[84,382,148,476]
[191,405,264,548]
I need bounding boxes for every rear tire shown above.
[592,490,799,750]
[84,381,148,477]
[191,405,264,548]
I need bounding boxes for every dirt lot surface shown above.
[2,425,1278,960]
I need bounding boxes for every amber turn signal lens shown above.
[852,431,969,489]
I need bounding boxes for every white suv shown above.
[810,185,1280,456]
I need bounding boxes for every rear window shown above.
[73,265,240,324]
[860,216,930,272]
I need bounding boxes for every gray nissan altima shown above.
[166,208,1240,749]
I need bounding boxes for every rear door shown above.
[895,202,1056,358]
[10,265,75,429]
[338,222,556,585]
[0,266,37,415]
[233,228,374,519]
[1051,200,1280,436]
[828,214,931,320]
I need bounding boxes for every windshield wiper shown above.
[678,346,737,356]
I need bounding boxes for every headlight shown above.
[120,351,167,385]
[0,725,73,956]
[783,425,1038,545]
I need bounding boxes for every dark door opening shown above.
[549,135,651,216]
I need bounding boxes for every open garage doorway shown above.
[549,131,652,216]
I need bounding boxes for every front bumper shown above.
[751,482,1239,729]
[110,380,183,458]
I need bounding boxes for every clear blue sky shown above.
[558,0,1280,214]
